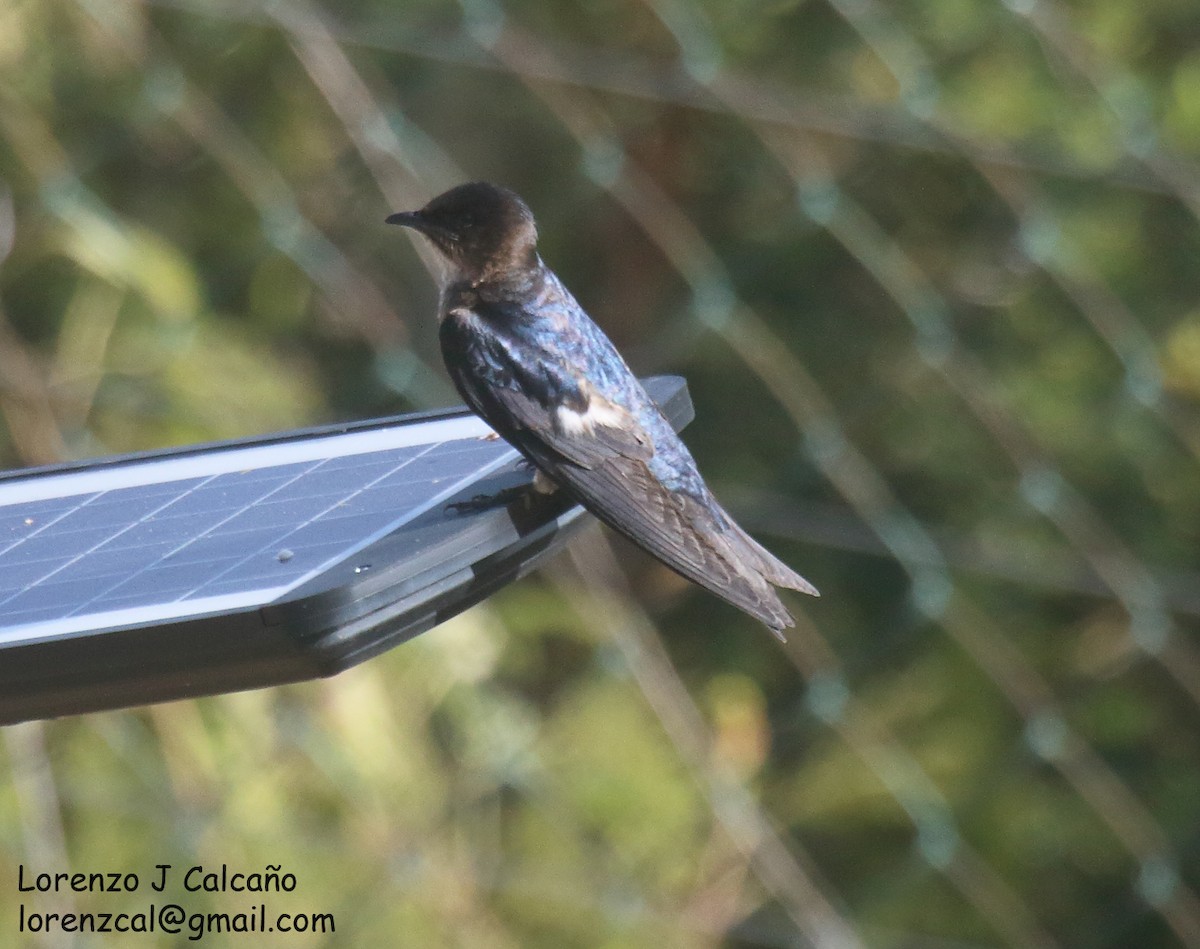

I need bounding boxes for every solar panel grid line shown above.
[0,473,224,609]
[181,438,521,605]
[81,447,411,612]
[15,472,232,614]
[1,490,102,558]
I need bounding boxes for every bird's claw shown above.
[446,494,501,515]
[446,485,532,515]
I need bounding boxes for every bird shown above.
[386,182,818,638]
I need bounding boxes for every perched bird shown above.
[386,182,817,637]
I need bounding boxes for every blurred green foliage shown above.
[3,0,1200,945]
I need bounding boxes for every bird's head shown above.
[387,182,539,285]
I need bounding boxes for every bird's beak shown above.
[386,210,452,246]
[385,210,422,228]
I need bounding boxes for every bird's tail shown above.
[730,524,820,597]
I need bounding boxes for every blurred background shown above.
[2,0,1200,945]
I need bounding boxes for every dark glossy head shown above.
[386,182,538,283]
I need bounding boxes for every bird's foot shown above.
[446,484,534,515]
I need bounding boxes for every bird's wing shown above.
[439,304,653,469]
[440,308,802,632]
[544,453,799,633]
[489,380,654,469]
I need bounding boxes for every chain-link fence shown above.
[2,0,1200,945]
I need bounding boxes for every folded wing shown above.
[441,309,816,635]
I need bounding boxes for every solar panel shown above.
[0,376,692,724]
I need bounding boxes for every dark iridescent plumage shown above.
[387,182,817,636]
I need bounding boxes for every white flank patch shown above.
[556,398,627,435]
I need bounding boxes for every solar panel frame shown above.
[0,376,693,723]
